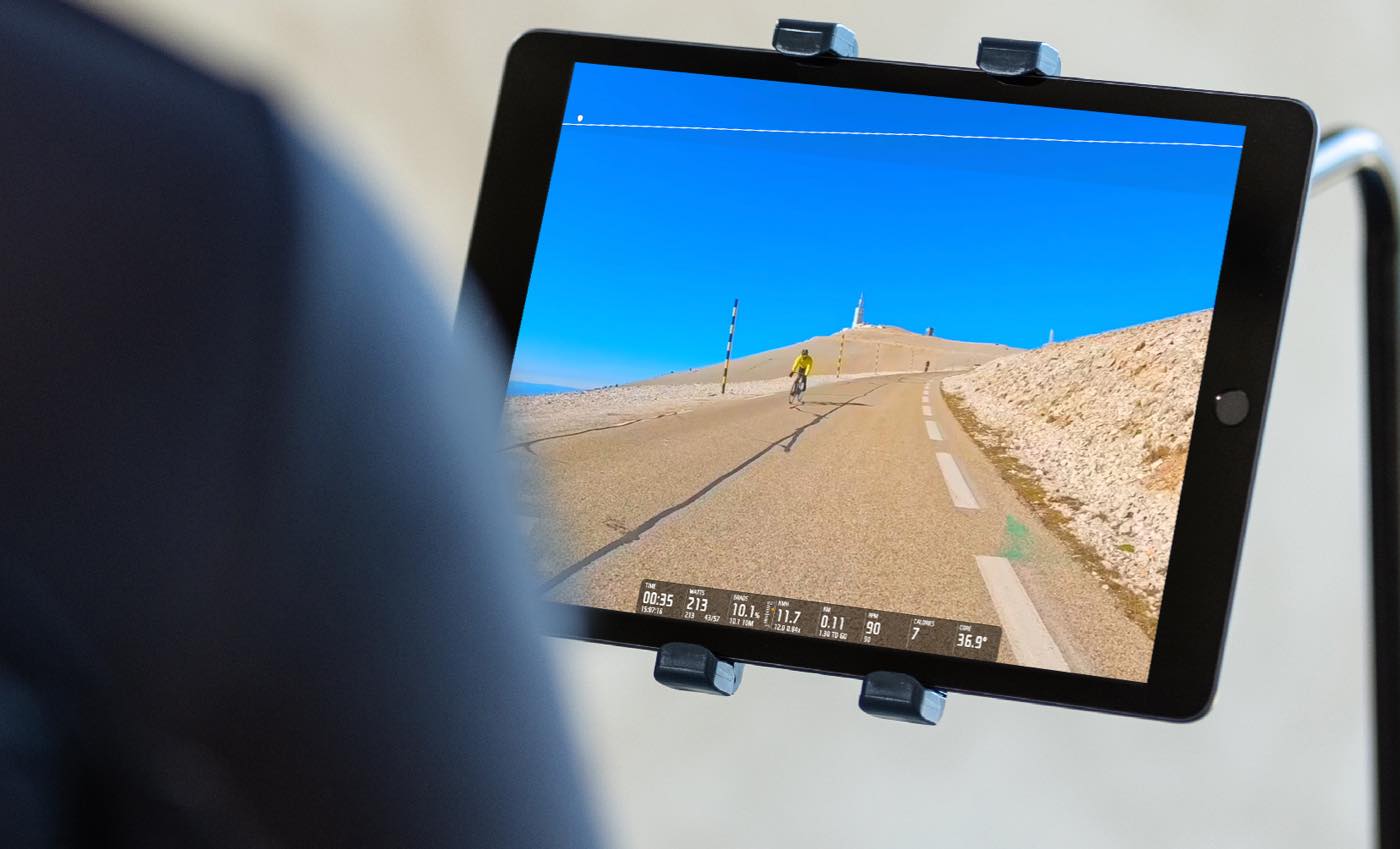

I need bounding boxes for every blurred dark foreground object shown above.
[0,2,599,847]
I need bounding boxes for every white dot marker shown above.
[576,114,583,122]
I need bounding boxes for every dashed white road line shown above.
[924,420,943,440]
[935,452,979,509]
[974,555,1070,672]
[921,404,933,417]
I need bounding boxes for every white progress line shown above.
[921,404,933,417]
[935,452,979,509]
[562,122,1243,149]
[925,420,944,441]
[974,556,1070,672]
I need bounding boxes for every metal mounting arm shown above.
[1311,127,1400,849]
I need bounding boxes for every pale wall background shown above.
[81,1,1398,845]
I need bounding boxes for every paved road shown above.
[514,372,1153,681]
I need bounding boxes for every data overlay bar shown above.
[636,579,1002,662]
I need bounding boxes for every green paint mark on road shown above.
[1001,515,1031,561]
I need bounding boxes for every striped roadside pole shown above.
[836,332,846,380]
[720,298,738,394]
[874,343,881,374]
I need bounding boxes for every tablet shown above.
[463,30,1315,720]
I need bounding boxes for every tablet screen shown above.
[504,62,1245,683]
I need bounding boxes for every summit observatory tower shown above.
[851,293,866,329]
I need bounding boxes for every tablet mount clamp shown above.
[654,33,1400,845]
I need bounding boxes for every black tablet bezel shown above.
[461,29,1315,720]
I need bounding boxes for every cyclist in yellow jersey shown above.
[788,349,814,405]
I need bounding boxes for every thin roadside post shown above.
[721,298,739,394]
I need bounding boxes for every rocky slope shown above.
[942,310,1211,618]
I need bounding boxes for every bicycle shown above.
[788,371,808,406]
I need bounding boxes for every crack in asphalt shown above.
[503,411,681,454]
[539,381,890,592]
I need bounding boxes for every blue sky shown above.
[511,63,1245,389]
